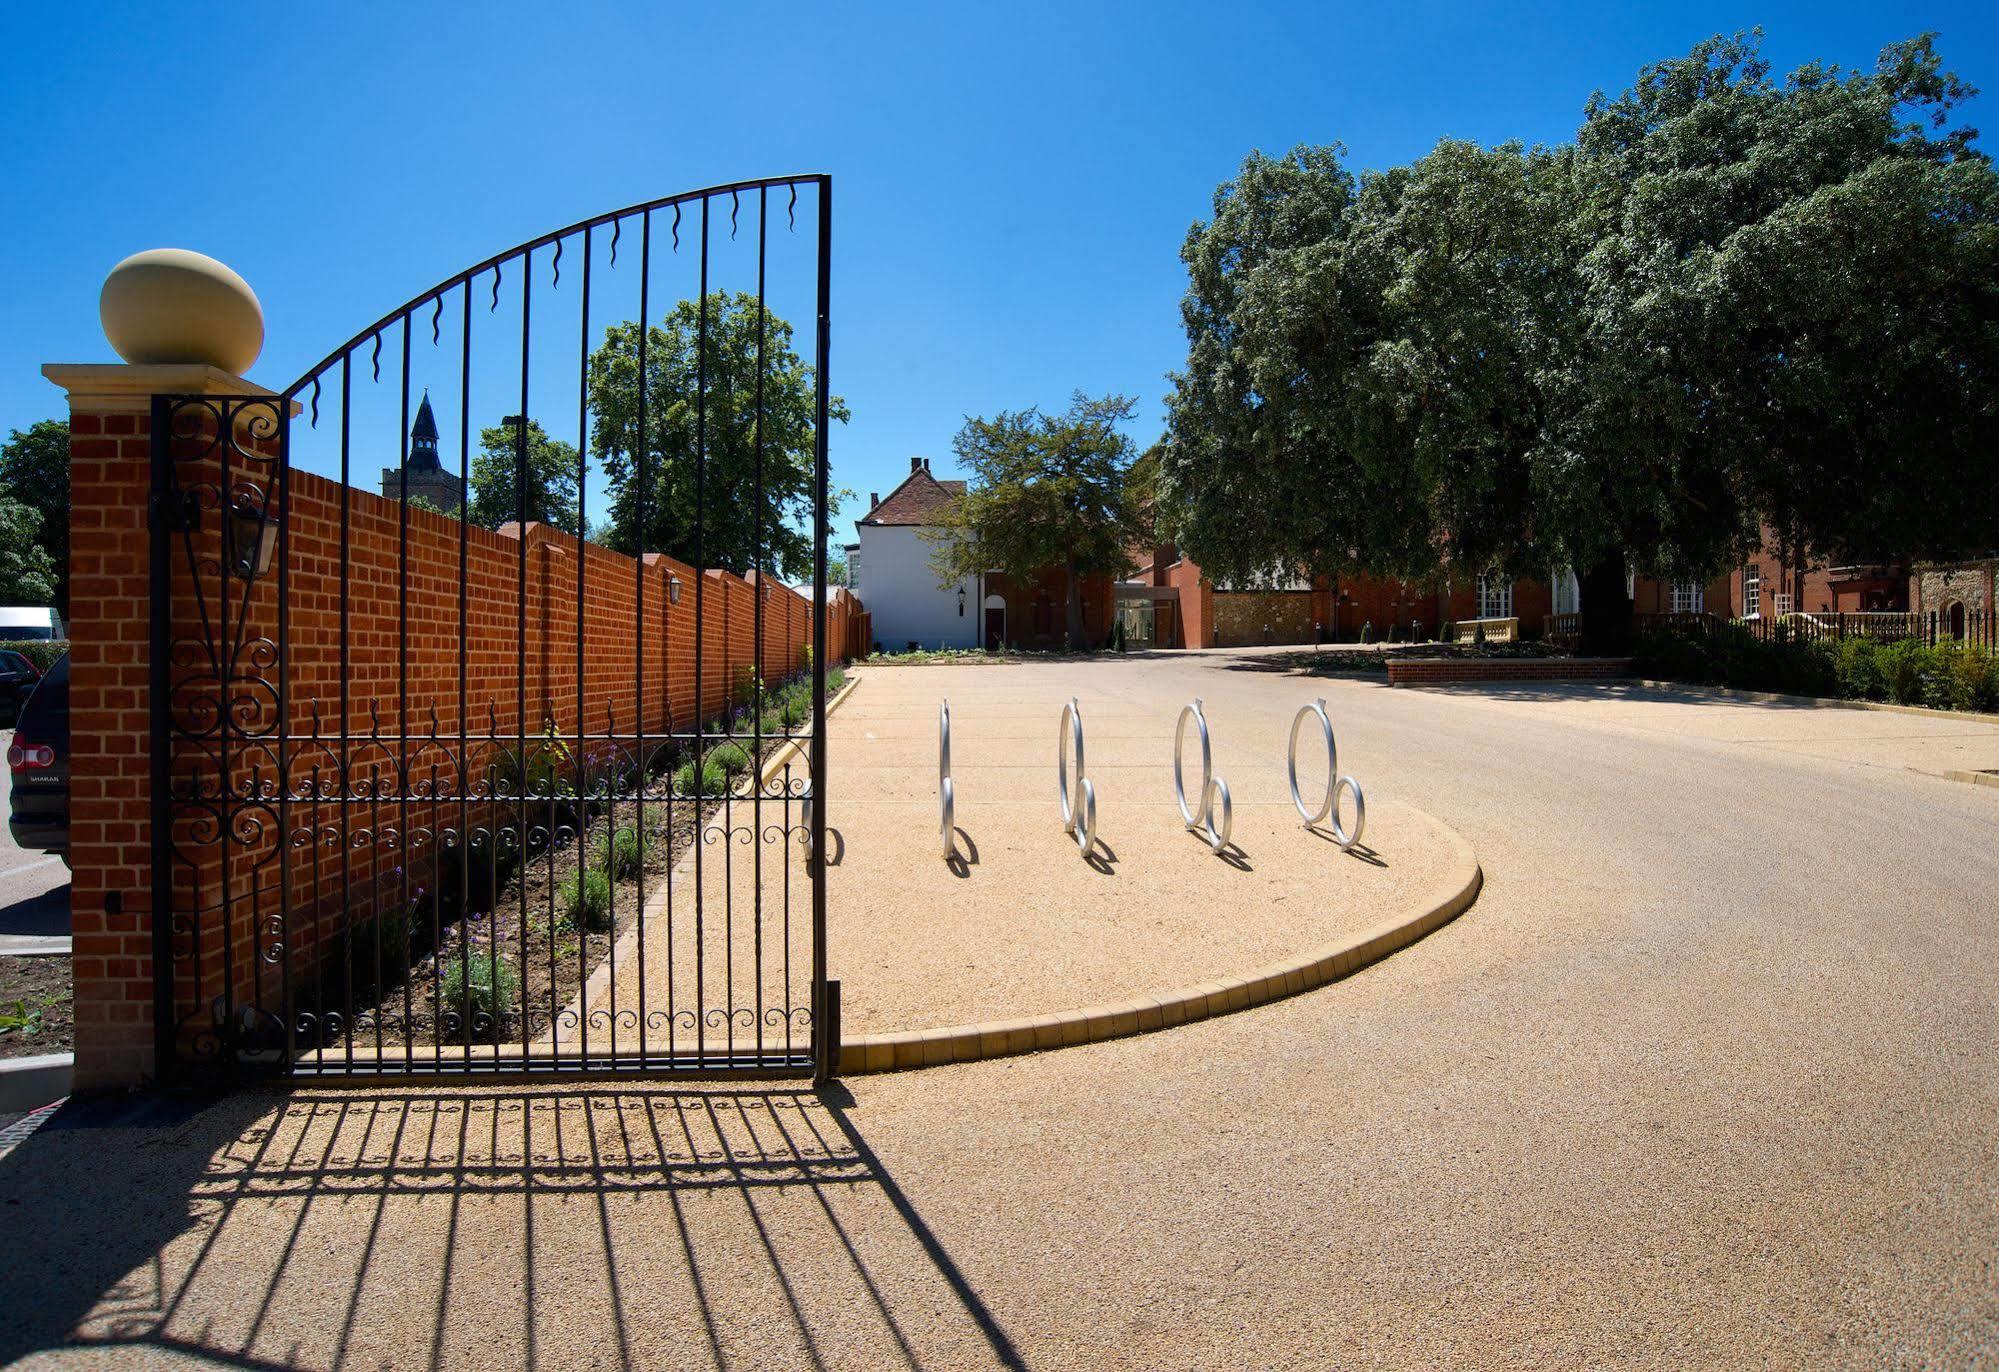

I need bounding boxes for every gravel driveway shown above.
[1,655,1994,1369]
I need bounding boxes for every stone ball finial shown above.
[99,248,265,375]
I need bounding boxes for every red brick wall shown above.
[1163,557,1210,649]
[985,568,1114,648]
[63,396,862,1089]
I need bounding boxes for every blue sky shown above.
[4,0,1995,535]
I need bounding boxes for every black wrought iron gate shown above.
[150,177,836,1083]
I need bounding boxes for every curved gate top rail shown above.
[285,174,829,404]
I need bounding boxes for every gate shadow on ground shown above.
[0,1084,1026,1372]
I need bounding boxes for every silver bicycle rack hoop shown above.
[1288,697,1366,850]
[1174,698,1233,854]
[939,698,957,862]
[1057,696,1097,855]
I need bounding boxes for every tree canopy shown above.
[1160,33,1999,648]
[586,291,846,579]
[0,421,69,612]
[466,418,582,535]
[0,497,57,607]
[926,392,1146,648]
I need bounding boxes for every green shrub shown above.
[1956,647,1999,713]
[440,954,520,1031]
[709,740,751,776]
[596,824,646,880]
[486,725,577,801]
[558,867,613,932]
[1834,637,1888,701]
[0,640,67,674]
[1635,625,1997,715]
[1880,639,1929,706]
[673,756,727,796]
[780,695,809,728]
[827,667,847,694]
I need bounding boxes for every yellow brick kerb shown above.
[838,818,1484,1074]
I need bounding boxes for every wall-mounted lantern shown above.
[957,586,967,617]
[226,498,279,581]
[668,573,683,606]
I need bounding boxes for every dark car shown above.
[0,649,38,726]
[8,651,68,860]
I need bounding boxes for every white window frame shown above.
[1551,568,1580,617]
[1670,581,1705,615]
[1772,590,1794,617]
[1741,565,1760,618]
[1476,574,1513,621]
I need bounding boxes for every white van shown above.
[0,607,64,641]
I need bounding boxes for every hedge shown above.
[0,640,67,673]
[1634,626,1999,714]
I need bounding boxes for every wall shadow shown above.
[0,1082,1027,1371]
[0,878,70,939]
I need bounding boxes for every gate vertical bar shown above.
[694,198,709,1064]
[810,175,833,1082]
[147,395,177,1085]
[276,399,295,1069]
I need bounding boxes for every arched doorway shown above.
[1946,601,1967,641]
[982,593,1006,650]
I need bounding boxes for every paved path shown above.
[3,657,1996,1368]
[0,730,69,957]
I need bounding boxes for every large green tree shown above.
[466,418,582,534]
[1162,33,1999,653]
[586,292,846,580]
[0,421,69,613]
[926,392,1146,649]
[0,498,58,607]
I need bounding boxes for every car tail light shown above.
[7,739,54,771]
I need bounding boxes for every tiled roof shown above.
[859,465,965,527]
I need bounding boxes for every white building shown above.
[850,458,981,651]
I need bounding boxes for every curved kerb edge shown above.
[838,818,1484,1074]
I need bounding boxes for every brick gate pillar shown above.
[40,362,279,1091]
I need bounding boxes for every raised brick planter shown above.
[1386,657,1632,686]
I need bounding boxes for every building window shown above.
[1772,591,1794,617]
[1476,575,1513,621]
[1742,565,1760,618]
[1670,581,1705,615]
[1551,568,1580,616]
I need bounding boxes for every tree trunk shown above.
[1577,554,1632,657]
[1064,553,1083,651]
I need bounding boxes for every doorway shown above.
[983,594,1006,650]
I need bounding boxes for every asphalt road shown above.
[1,660,1995,1369]
[0,729,68,955]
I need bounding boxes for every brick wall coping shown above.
[1386,657,1632,686]
[839,814,1482,1074]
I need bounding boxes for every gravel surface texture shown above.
[580,666,1470,1041]
[2,654,1996,1368]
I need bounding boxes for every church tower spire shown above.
[380,388,462,512]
